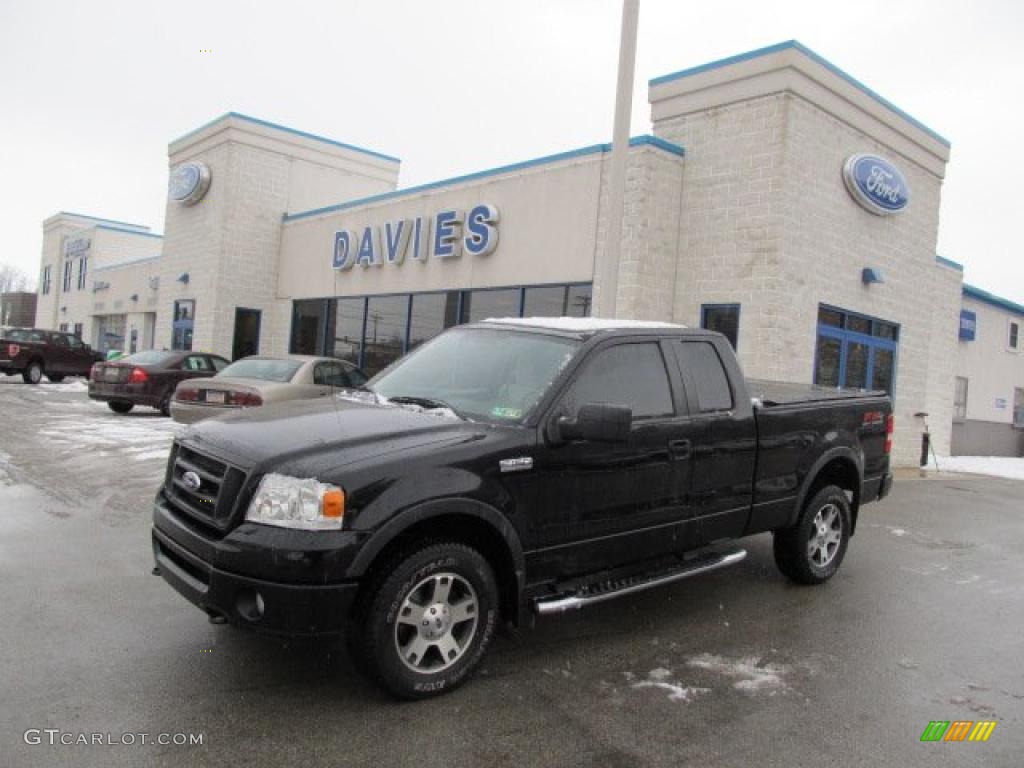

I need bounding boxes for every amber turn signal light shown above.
[322,489,345,519]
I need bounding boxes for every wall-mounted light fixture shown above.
[148,276,160,291]
[177,272,190,285]
[60,306,67,313]
[130,294,139,302]
[861,267,885,285]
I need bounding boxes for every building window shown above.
[41,266,52,295]
[77,257,88,290]
[172,300,195,351]
[59,322,69,332]
[73,322,83,339]
[813,305,899,395]
[292,283,592,374]
[460,288,521,324]
[363,294,410,376]
[953,377,968,420]
[290,299,329,356]
[408,291,460,350]
[522,284,592,318]
[1014,388,1024,427]
[701,304,740,349]
[62,260,73,292]
[1009,321,1020,351]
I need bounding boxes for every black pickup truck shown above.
[152,318,893,698]
[0,327,103,383]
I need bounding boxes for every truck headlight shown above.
[245,474,345,530]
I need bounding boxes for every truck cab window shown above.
[676,341,733,412]
[567,343,674,419]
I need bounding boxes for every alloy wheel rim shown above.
[394,572,479,674]
[807,503,842,568]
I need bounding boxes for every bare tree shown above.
[0,263,34,293]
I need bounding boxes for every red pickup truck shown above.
[0,327,104,384]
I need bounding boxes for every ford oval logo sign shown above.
[169,161,212,206]
[842,154,910,216]
[182,471,202,493]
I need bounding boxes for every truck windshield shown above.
[369,328,579,422]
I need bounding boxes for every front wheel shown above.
[108,401,134,414]
[348,542,499,699]
[46,374,65,383]
[773,484,852,585]
[22,361,43,384]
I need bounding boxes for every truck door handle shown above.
[668,439,692,460]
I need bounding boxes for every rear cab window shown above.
[673,341,734,412]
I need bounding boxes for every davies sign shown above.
[842,154,910,216]
[332,205,499,271]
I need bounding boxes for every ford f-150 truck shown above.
[0,327,103,383]
[152,318,893,698]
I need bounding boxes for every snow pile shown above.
[628,669,710,703]
[686,653,791,693]
[334,390,460,420]
[37,410,181,462]
[925,456,1024,481]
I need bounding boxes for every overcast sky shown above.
[1,0,1021,303]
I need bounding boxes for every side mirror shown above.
[557,403,632,444]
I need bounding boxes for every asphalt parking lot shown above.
[1,376,1021,767]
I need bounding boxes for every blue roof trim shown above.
[283,135,685,222]
[58,211,151,230]
[963,284,1024,317]
[95,224,164,239]
[935,254,964,271]
[649,40,950,147]
[171,112,400,164]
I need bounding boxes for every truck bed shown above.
[748,379,887,408]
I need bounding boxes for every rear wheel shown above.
[773,484,851,585]
[46,374,65,383]
[348,541,499,699]
[108,401,134,414]
[22,361,43,385]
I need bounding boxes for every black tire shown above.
[159,390,172,417]
[22,361,43,385]
[773,484,852,585]
[46,374,65,383]
[348,541,499,700]
[108,401,134,414]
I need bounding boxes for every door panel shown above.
[525,340,700,582]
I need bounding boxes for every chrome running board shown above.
[534,549,747,615]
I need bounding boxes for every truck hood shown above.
[179,395,479,469]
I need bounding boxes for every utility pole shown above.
[596,0,639,318]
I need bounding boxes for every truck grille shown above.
[164,442,248,534]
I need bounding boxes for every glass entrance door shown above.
[232,308,262,361]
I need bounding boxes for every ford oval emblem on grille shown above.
[182,471,202,492]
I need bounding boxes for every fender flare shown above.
[347,497,526,588]
[787,446,864,529]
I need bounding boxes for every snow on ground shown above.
[35,400,182,461]
[925,455,1024,481]
[627,668,711,703]
[686,653,792,693]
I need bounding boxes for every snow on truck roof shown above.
[481,317,686,333]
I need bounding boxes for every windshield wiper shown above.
[386,395,464,419]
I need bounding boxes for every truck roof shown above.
[480,317,687,336]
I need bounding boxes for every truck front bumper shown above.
[152,525,360,638]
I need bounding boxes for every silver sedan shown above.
[170,355,368,424]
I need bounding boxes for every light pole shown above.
[596,0,639,318]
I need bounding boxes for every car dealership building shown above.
[33,41,1024,464]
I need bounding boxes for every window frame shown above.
[672,340,736,414]
[1008,320,1020,352]
[813,305,900,396]
[700,303,741,350]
